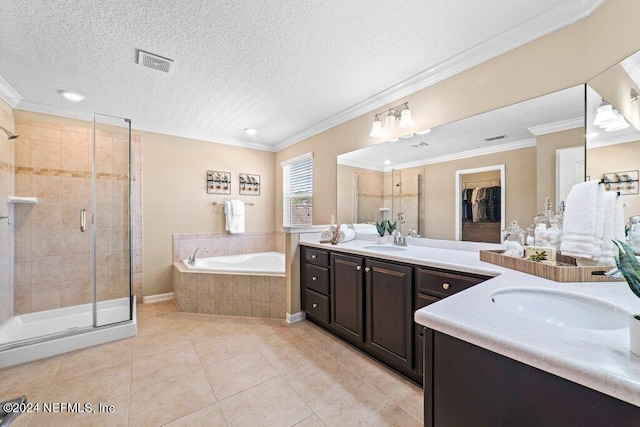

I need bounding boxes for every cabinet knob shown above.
[311,254,317,259]
[312,303,318,308]
[365,267,370,272]
[356,265,362,270]
[442,283,450,290]
[312,276,317,281]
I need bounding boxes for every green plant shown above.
[386,220,397,235]
[613,239,640,299]
[375,221,387,237]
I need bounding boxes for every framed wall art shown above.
[207,171,231,195]
[239,173,260,196]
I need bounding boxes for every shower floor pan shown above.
[0,297,136,368]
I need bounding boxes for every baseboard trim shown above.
[142,292,174,304]
[286,311,306,324]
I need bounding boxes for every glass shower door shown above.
[93,114,132,327]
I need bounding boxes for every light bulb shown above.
[370,117,383,137]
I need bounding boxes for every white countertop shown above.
[299,238,640,407]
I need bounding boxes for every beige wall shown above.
[274,0,640,232]
[587,140,640,219]
[142,132,276,295]
[536,127,585,211]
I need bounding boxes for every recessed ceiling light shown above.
[416,128,431,135]
[384,160,391,165]
[585,132,599,138]
[244,128,257,135]
[57,90,85,101]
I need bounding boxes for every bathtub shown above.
[182,251,285,276]
[174,251,286,318]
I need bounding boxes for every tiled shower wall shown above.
[0,101,15,324]
[172,231,285,262]
[12,113,143,314]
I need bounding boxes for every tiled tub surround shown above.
[12,113,143,315]
[173,263,286,318]
[172,231,285,262]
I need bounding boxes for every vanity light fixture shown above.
[593,98,629,131]
[369,102,415,137]
[57,90,85,102]
[244,128,257,135]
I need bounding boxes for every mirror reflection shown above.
[587,49,640,252]
[337,85,586,243]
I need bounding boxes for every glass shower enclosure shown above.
[0,99,135,367]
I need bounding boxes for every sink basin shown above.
[491,289,628,330]
[362,245,407,252]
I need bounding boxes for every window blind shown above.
[282,153,313,227]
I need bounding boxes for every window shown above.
[282,152,313,227]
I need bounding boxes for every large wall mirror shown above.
[337,85,586,243]
[587,49,640,244]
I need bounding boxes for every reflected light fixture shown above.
[57,90,85,101]
[416,128,431,135]
[369,102,415,137]
[244,128,257,136]
[593,98,630,131]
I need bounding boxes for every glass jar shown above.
[533,197,562,250]
[502,220,526,258]
[628,215,640,255]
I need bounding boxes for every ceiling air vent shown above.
[410,141,429,148]
[136,49,174,74]
[483,134,506,142]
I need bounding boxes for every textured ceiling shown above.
[0,0,602,150]
[338,85,585,170]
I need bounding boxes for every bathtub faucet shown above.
[188,247,209,266]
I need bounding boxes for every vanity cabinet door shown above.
[365,259,414,373]
[331,253,365,344]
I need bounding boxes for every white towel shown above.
[319,226,356,243]
[224,200,245,234]
[560,181,600,259]
[592,184,606,260]
[597,191,617,266]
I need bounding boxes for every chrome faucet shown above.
[188,247,209,266]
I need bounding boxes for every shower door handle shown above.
[80,209,86,232]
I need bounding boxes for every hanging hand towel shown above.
[560,181,600,259]
[597,191,617,265]
[224,200,245,234]
[613,195,626,242]
[592,183,606,260]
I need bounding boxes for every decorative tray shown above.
[479,250,622,282]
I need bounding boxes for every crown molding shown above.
[13,101,277,152]
[385,138,537,171]
[273,0,605,152]
[0,76,22,107]
[336,157,385,172]
[587,133,640,149]
[527,117,584,136]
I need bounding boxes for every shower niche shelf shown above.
[7,197,38,204]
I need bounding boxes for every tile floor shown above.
[0,300,423,426]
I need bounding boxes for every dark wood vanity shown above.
[300,244,490,384]
[423,329,640,426]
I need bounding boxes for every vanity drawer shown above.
[417,268,487,298]
[305,248,329,266]
[304,263,330,295]
[305,289,330,324]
